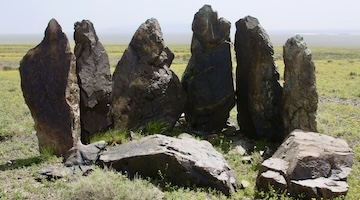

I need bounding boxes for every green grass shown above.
[0,44,359,199]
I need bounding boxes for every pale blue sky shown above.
[1,0,359,35]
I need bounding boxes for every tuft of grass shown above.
[90,129,128,145]
[143,120,167,135]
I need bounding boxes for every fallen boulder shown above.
[19,18,80,157]
[99,134,238,195]
[235,16,283,141]
[181,5,235,132]
[256,130,354,199]
[74,19,112,144]
[282,35,318,136]
[111,18,185,131]
[39,141,107,179]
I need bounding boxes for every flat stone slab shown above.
[99,134,238,195]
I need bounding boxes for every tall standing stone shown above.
[19,19,80,156]
[111,18,186,130]
[74,20,112,144]
[283,35,318,135]
[181,5,235,132]
[235,16,283,141]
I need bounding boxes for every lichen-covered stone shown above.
[235,16,283,141]
[182,5,235,132]
[283,35,318,136]
[19,19,80,156]
[74,20,112,143]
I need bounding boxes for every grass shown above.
[0,44,359,199]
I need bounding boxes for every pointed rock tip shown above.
[45,18,64,41]
[237,15,259,29]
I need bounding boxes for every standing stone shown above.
[74,20,112,144]
[181,5,235,132]
[111,18,186,130]
[235,16,283,141]
[19,19,80,156]
[283,35,318,135]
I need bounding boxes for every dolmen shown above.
[182,5,235,132]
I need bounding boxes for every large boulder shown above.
[256,130,354,199]
[19,19,80,157]
[235,16,283,142]
[74,20,112,144]
[111,18,185,130]
[181,5,235,132]
[282,35,318,136]
[99,134,238,195]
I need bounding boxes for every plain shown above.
[0,44,359,199]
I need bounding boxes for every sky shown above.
[0,0,359,45]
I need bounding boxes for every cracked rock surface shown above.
[99,134,238,195]
[282,35,318,136]
[181,5,235,132]
[256,130,354,199]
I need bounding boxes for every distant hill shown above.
[1,30,359,46]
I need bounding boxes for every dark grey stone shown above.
[235,16,283,142]
[99,134,238,195]
[182,5,235,132]
[74,20,112,144]
[256,130,354,199]
[111,18,185,131]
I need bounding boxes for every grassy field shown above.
[0,44,359,199]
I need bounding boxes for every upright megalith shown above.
[74,20,112,144]
[19,19,80,156]
[181,5,235,132]
[111,18,186,130]
[282,35,318,135]
[235,16,283,141]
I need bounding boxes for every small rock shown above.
[242,156,252,164]
[240,180,250,189]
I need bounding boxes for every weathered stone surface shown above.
[111,18,185,130]
[38,165,94,179]
[257,170,287,191]
[39,140,107,179]
[283,35,318,136]
[19,18,80,156]
[74,20,112,144]
[65,140,107,166]
[289,178,349,199]
[99,134,238,195]
[235,16,283,141]
[256,130,354,198]
[182,5,235,132]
